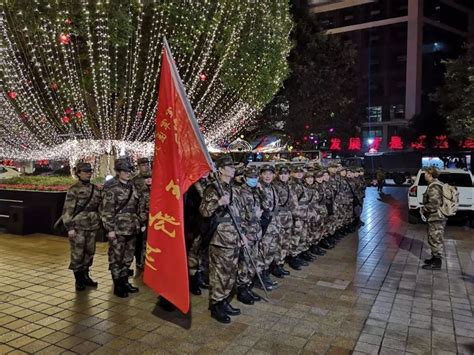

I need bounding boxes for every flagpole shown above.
[163,36,270,302]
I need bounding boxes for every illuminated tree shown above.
[0,0,292,171]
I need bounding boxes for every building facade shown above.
[306,0,473,151]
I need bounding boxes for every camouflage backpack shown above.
[433,182,459,217]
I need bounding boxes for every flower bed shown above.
[0,176,76,191]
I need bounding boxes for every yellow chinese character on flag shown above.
[149,211,180,238]
[161,119,171,130]
[165,180,181,200]
[156,131,167,143]
[145,243,162,271]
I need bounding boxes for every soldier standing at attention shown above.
[421,167,447,270]
[199,156,242,324]
[256,164,280,290]
[236,166,263,305]
[132,157,151,271]
[101,160,142,298]
[62,162,102,291]
[272,165,294,278]
[312,169,328,256]
[287,165,310,270]
[320,169,336,250]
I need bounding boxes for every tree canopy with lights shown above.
[0,0,292,166]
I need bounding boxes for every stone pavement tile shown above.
[19,339,49,353]
[7,335,36,349]
[358,333,383,346]
[70,340,101,354]
[379,347,405,355]
[0,344,15,353]
[35,345,65,354]
[40,331,70,344]
[354,341,380,354]
[28,326,56,339]
[327,345,352,355]
[55,335,84,349]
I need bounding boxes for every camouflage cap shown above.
[244,166,259,178]
[216,155,235,169]
[75,162,92,172]
[305,170,315,177]
[114,159,133,172]
[328,161,339,168]
[291,165,305,173]
[137,157,150,165]
[276,164,290,174]
[260,164,275,173]
[315,169,325,178]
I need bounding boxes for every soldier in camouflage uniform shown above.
[187,172,212,295]
[320,169,336,249]
[101,160,142,298]
[287,165,311,270]
[132,157,152,271]
[338,167,354,234]
[303,169,320,261]
[256,164,280,289]
[421,167,447,270]
[236,166,263,305]
[272,165,293,278]
[312,169,328,256]
[62,162,102,291]
[199,156,242,324]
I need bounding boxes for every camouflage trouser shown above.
[188,235,209,276]
[209,245,239,304]
[69,229,98,272]
[237,239,258,287]
[257,221,279,272]
[275,212,293,266]
[290,219,308,257]
[427,220,447,258]
[108,235,136,279]
[135,230,147,268]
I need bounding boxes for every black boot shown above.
[288,256,302,270]
[74,271,86,291]
[237,286,255,305]
[189,273,202,295]
[83,269,98,287]
[300,251,316,262]
[423,256,435,265]
[320,239,334,250]
[113,278,128,298]
[248,288,262,301]
[264,270,278,287]
[128,269,134,277]
[271,265,285,279]
[254,273,273,291]
[222,299,241,316]
[210,302,231,323]
[123,277,139,293]
[422,257,442,270]
[311,245,326,256]
[196,271,209,289]
[280,265,290,276]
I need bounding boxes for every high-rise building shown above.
[305,0,474,150]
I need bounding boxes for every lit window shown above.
[367,106,383,122]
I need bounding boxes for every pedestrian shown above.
[62,162,102,291]
[199,155,242,324]
[376,167,385,193]
[101,159,142,297]
[421,167,447,270]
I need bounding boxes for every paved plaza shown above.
[0,187,473,354]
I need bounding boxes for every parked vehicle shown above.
[0,166,21,180]
[408,168,473,225]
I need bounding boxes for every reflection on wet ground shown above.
[0,187,473,354]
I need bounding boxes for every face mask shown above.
[246,177,258,188]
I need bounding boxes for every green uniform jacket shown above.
[62,181,102,231]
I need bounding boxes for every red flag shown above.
[144,38,213,313]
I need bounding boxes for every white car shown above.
[0,166,21,180]
[408,168,473,225]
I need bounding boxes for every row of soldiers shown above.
[61,158,151,298]
[61,155,366,323]
[186,156,366,323]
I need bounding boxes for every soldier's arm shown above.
[199,186,222,217]
[101,189,117,232]
[138,192,149,226]
[257,186,272,211]
[62,187,78,231]
[422,185,443,214]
